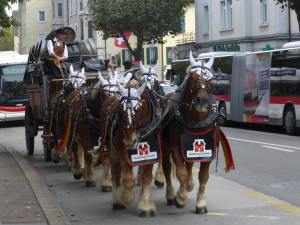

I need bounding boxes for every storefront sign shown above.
[213,44,240,52]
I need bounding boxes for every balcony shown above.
[176,32,195,45]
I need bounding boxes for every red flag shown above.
[115,32,131,48]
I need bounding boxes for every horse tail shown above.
[219,128,235,172]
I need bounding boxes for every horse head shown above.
[68,65,86,89]
[117,82,148,149]
[140,62,160,92]
[181,51,214,120]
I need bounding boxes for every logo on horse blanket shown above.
[131,142,158,162]
[187,139,212,158]
[126,131,162,166]
[181,129,217,163]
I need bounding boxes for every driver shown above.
[45,28,69,78]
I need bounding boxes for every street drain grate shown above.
[270,182,300,189]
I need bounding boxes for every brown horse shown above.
[161,52,234,214]
[101,81,161,216]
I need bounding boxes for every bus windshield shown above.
[0,64,28,104]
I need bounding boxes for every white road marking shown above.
[261,145,295,153]
[227,137,300,150]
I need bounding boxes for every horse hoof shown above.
[86,181,96,187]
[101,186,112,192]
[167,198,175,206]
[113,203,126,210]
[154,180,164,188]
[195,206,208,214]
[175,198,185,209]
[52,159,60,164]
[138,209,155,217]
[73,173,82,180]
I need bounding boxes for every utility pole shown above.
[161,41,164,82]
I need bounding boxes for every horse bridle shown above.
[120,87,143,129]
[174,66,219,129]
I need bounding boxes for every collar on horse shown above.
[174,76,219,130]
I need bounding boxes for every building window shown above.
[177,16,185,33]
[80,0,83,11]
[146,47,158,65]
[260,0,268,25]
[80,20,84,40]
[203,5,209,34]
[122,49,133,63]
[220,0,233,29]
[88,21,93,38]
[38,11,46,22]
[58,3,63,17]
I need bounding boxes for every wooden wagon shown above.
[23,27,98,161]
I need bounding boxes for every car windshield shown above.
[0,64,27,99]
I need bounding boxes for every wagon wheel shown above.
[42,121,53,162]
[25,106,35,155]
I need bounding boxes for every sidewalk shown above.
[0,145,47,225]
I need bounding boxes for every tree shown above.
[88,0,190,60]
[274,0,300,31]
[0,28,14,51]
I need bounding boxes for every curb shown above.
[2,144,70,225]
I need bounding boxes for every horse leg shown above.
[71,141,83,180]
[51,146,61,163]
[162,149,175,205]
[99,154,112,192]
[186,162,195,192]
[154,162,165,188]
[111,145,124,210]
[172,148,188,208]
[137,165,156,217]
[115,161,135,207]
[196,162,210,214]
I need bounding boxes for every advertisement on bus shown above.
[243,52,272,123]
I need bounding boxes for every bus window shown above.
[0,64,27,100]
[211,56,233,96]
[271,50,300,97]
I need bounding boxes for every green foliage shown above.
[274,0,300,30]
[0,0,26,34]
[88,0,190,60]
[0,28,14,51]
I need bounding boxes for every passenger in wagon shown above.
[44,28,69,78]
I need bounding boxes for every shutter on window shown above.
[154,47,158,64]
[122,49,125,64]
[141,48,145,64]
[146,48,150,65]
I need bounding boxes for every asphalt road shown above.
[1,121,300,224]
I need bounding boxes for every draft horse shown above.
[161,52,235,214]
[100,81,162,217]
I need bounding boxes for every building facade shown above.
[17,0,53,54]
[195,0,300,53]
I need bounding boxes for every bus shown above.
[0,51,28,122]
[168,44,300,134]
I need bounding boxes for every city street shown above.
[0,122,300,225]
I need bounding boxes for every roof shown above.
[282,41,300,49]
[0,52,28,66]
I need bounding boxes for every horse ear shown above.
[189,51,197,67]
[70,65,74,74]
[140,61,148,74]
[117,82,127,96]
[98,71,106,83]
[137,82,147,96]
[205,56,214,69]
